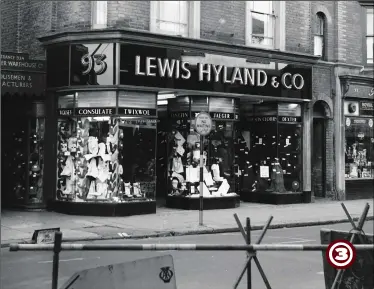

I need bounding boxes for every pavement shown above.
[2,222,373,289]
[1,198,373,247]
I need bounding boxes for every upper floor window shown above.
[314,12,326,59]
[150,1,200,38]
[366,8,373,64]
[245,1,285,50]
[92,1,107,29]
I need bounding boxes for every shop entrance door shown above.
[312,114,326,198]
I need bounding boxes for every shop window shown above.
[150,1,200,38]
[92,1,107,29]
[167,117,237,197]
[235,103,303,194]
[366,7,374,64]
[345,117,374,180]
[246,1,286,49]
[314,12,326,59]
[56,116,157,202]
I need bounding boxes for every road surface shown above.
[1,221,373,289]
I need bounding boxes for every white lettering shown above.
[222,66,231,84]
[281,73,292,89]
[212,65,223,82]
[146,57,157,76]
[292,74,304,90]
[135,55,145,76]
[157,58,176,78]
[256,69,267,86]
[243,68,255,86]
[198,63,211,82]
[231,67,244,85]
[181,62,191,79]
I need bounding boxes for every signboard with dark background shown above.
[119,43,312,100]
[46,42,312,100]
[1,51,46,95]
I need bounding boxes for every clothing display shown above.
[166,119,238,198]
[56,117,156,203]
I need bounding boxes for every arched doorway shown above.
[312,101,330,198]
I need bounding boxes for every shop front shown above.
[39,29,317,215]
[341,75,374,200]
[1,51,46,209]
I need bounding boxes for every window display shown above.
[167,118,238,198]
[345,117,374,179]
[56,116,156,203]
[235,103,303,194]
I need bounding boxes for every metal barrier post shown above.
[52,231,62,289]
[330,202,370,289]
[246,218,251,289]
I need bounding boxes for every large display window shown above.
[345,117,374,180]
[55,91,157,204]
[166,96,239,202]
[236,103,303,198]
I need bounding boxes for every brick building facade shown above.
[1,1,373,213]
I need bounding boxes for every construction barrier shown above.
[9,202,374,289]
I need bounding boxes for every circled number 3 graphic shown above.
[326,240,356,269]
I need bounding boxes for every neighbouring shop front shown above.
[341,75,374,200]
[39,30,318,216]
[1,51,46,209]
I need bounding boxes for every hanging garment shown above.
[171,157,184,174]
[97,158,110,183]
[86,158,99,179]
[186,165,199,183]
[61,156,74,178]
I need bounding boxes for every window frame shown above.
[365,7,374,65]
[91,1,108,29]
[245,1,286,50]
[150,1,201,39]
[313,12,327,60]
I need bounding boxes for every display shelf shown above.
[241,191,311,205]
[166,195,240,210]
[49,200,156,216]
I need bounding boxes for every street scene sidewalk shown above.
[1,198,373,247]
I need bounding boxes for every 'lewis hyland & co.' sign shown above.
[48,43,312,100]
[119,43,312,100]
[1,52,46,95]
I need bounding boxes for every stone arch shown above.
[311,94,333,118]
[312,5,332,25]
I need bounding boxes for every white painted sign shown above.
[59,255,177,289]
[260,166,269,178]
[32,228,60,244]
[195,112,212,136]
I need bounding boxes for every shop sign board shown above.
[346,83,374,100]
[360,101,374,116]
[195,112,212,136]
[1,51,46,95]
[1,51,45,72]
[60,255,177,289]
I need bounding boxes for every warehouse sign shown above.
[1,51,46,95]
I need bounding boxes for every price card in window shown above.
[260,166,269,178]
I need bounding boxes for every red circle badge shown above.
[326,239,357,269]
